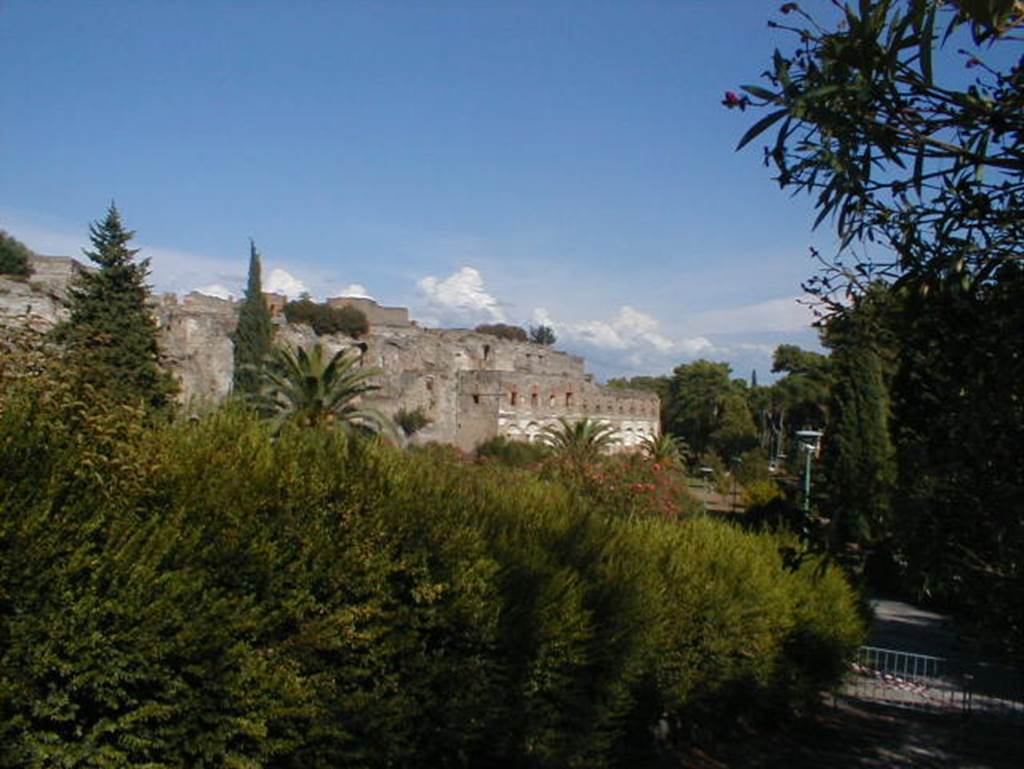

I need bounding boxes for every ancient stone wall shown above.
[4,255,661,453]
[0,255,83,331]
[458,370,659,452]
[326,296,410,327]
[156,292,238,405]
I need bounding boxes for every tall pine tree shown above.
[57,204,176,411]
[231,240,274,397]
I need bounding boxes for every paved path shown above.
[868,597,959,657]
[866,597,1023,708]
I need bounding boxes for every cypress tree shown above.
[822,300,896,550]
[231,239,274,397]
[57,203,176,411]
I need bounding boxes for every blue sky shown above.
[1,0,846,381]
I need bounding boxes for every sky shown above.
[0,0,846,381]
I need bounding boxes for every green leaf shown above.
[919,5,936,84]
[913,143,925,197]
[736,109,789,152]
[740,84,779,102]
[773,49,791,88]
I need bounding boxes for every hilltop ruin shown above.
[1,255,660,451]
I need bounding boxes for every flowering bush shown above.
[546,452,701,520]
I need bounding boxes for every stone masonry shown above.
[2,255,660,452]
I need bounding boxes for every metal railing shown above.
[843,646,1023,719]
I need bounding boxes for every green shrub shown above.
[393,405,431,437]
[743,478,785,511]
[284,298,369,337]
[474,322,529,342]
[0,230,33,277]
[475,434,549,467]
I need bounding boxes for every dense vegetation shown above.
[0,230,34,277]
[284,297,369,337]
[733,0,1024,653]
[0,348,864,767]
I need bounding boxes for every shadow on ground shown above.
[673,699,1023,768]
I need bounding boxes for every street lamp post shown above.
[730,456,742,513]
[699,466,713,514]
[795,430,823,515]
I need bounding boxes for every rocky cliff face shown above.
[156,293,239,406]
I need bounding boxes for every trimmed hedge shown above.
[0,377,864,768]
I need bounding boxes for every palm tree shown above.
[640,433,689,467]
[254,342,393,435]
[540,417,619,464]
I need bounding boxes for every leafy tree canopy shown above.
[528,324,556,345]
[736,0,1023,305]
[666,360,746,456]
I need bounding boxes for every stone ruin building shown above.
[1,255,660,452]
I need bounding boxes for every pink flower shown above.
[722,91,749,110]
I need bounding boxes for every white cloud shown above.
[335,283,373,300]
[686,296,817,335]
[193,284,234,300]
[614,305,676,352]
[530,304,718,378]
[534,305,708,356]
[264,268,308,298]
[417,266,505,326]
